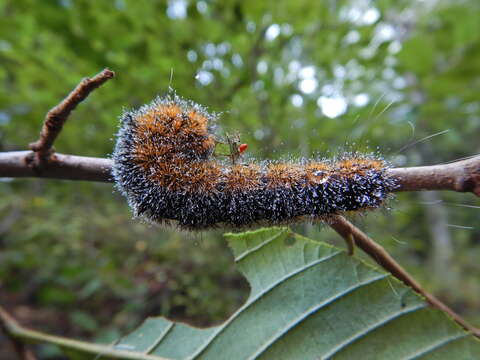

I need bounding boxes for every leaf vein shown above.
[145,322,175,354]
[406,333,470,359]
[322,302,426,359]
[249,273,388,360]
[188,250,342,359]
[235,230,287,262]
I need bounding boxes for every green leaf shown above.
[11,228,480,359]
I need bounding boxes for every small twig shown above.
[329,215,480,338]
[0,305,37,360]
[28,68,115,164]
[0,304,168,360]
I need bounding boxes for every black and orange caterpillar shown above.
[112,93,397,230]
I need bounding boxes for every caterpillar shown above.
[112,93,397,230]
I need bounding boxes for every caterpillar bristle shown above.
[112,93,397,230]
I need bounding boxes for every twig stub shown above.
[28,68,115,164]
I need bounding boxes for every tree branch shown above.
[1,151,479,197]
[0,151,112,182]
[28,68,114,164]
[329,215,480,338]
[389,155,480,196]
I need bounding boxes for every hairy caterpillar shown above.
[112,93,397,230]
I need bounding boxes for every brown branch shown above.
[0,305,37,360]
[0,151,112,182]
[389,155,480,196]
[2,152,480,197]
[329,215,480,338]
[28,68,114,164]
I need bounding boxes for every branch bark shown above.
[388,156,480,196]
[1,151,479,196]
[0,151,112,182]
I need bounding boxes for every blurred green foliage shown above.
[0,0,479,355]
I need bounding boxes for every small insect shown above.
[112,93,397,230]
